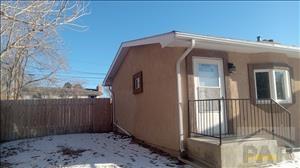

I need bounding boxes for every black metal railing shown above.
[188,98,292,145]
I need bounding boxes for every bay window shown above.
[254,69,292,103]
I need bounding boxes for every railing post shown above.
[218,99,222,145]
[270,98,292,143]
[188,100,190,138]
[270,99,274,140]
[289,114,292,142]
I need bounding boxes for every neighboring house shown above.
[21,87,101,99]
[103,31,300,167]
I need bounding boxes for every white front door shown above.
[193,57,226,135]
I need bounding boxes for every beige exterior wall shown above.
[226,52,300,145]
[185,50,300,145]
[112,44,186,154]
[111,44,300,156]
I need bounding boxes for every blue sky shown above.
[59,1,300,89]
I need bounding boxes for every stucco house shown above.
[103,31,300,167]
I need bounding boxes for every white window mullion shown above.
[270,70,277,101]
[285,70,292,103]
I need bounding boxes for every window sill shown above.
[255,99,293,105]
[274,100,293,105]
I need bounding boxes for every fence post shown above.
[218,99,222,145]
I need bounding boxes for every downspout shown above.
[108,86,132,136]
[176,39,195,155]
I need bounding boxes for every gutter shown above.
[176,39,195,155]
[108,87,132,136]
[175,31,300,53]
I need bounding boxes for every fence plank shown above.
[0,98,112,142]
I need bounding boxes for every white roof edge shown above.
[103,42,125,86]
[103,31,176,86]
[123,31,175,47]
[174,31,300,53]
[103,31,300,86]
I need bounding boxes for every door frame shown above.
[192,56,227,135]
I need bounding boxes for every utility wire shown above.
[27,70,107,75]
[66,70,107,75]
[27,73,105,79]
[55,76,104,79]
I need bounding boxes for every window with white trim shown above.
[254,69,292,103]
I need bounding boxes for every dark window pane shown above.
[255,72,270,99]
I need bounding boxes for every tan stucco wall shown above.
[185,50,300,145]
[112,44,186,154]
[226,52,300,145]
[112,44,300,156]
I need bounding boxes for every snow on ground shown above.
[0,133,192,168]
[1,133,300,168]
[266,151,300,168]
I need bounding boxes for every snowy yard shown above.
[1,132,300,168]
[267,150,300,168]
[0,133,191,168]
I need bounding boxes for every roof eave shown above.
[103,32,177,86]
[174,32,300,56]
[103,32,300,86]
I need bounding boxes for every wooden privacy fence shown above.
[0,98,112,141]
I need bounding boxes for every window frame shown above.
[253,69,292,104]
[132,71,143,94]
[254,69,272,100]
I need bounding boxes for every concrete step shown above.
[186,137,281,168]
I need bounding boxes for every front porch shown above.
[185,136,287,168]
[186,98,294,167]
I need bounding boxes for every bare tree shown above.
[0,1,89,99]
